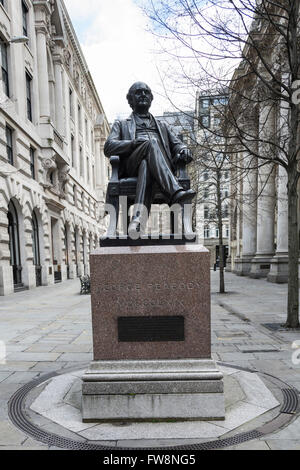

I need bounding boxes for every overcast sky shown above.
[64,0,177,122]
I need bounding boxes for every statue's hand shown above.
[133,137,148,148]
[177,148,193,164]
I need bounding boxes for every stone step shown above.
[14,284,29,293]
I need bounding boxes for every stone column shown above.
[250,100,276,278]
[36,27,50,119]
[53,52,65,137]
[100,137,107,192]
[235,157,258,275]
[232,152,242,273]
[234,106,259,275]
[267,162,288,282]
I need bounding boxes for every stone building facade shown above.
[0,0,110,295]
[227,28,289,283]
[194,91,230,267]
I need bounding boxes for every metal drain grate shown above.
[280,388,299,414]
[7,365,299,451]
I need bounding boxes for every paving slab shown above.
[262,416,300,440]
[7,353,62,362]
[234,371,280,410]
[78,421,226,441]
[0,362,37,371]
[265,439,300,450]
[0,420,27,446]
[2,372,41,384]
[56,353,93,362]
[0,372,13,383]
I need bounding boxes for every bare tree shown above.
[143,0,300,328]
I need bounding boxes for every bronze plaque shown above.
[118,316,185,342]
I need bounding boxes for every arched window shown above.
[31,212,40,266]
[7,201,22,285]
[31,211,41,287]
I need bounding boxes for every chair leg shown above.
[119,196,129,236]
[182,202,195,239]
[170,211,175,234]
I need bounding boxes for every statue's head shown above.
[127,82,153,112]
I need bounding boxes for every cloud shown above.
[64,0,171,122]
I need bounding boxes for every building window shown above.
[204,227,210,239]
[73,184,76,206]
[80,146,83,176]
[92,164,95,189]
[201,99,209,109]
[201,115,210,128]
[78,103,82,131]
[226,225,229,237]
[8,200,22,285]
[31,211,40,268]
[204,187,209,199]
[71,134,75,167]
[25,71,32,121]
[1,41,9,97]
[223,205,229,218]
[91,130,94,152]
[214,116,221,126]
[85,118,88,142]
[49,171,54,185]
[87,156,90,182]
[203,171,209,181]
[30,146,35,179]
[6,125,13,165]
[22,1,29,37]
[216,228,219,238]
[69,87,73,117]
[204,206,209,219]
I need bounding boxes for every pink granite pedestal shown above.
[82,244,225,422]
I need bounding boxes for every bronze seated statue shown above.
[103,82,196,239]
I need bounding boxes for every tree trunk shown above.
[217,172,225,293]
[286,167,300,327]
[218,221,225,294]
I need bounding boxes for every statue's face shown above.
[129,82,153,112]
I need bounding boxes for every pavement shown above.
[0,270,299,450]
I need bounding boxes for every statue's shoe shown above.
[172,189,196,205]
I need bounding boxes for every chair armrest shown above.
[109,156,120,182]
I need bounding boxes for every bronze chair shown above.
[104,155,194,238]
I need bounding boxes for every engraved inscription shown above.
[94,280,202,294]
[116,298,186,310]
[118,316,185,342]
